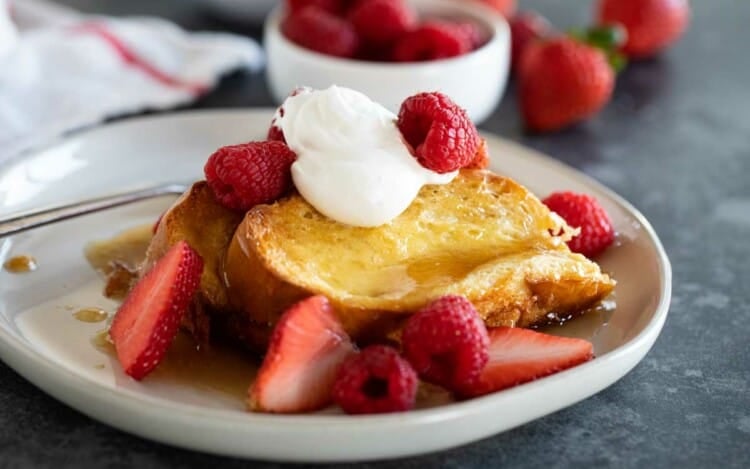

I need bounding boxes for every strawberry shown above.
[597,0,690,59]
[519,37,615,132]
[481,0,517,18]
[458,327,594,397]
[510,11,552,71]
[249,295,356,413]
[110,240,203,380]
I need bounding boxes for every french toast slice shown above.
[143,182,244,345]
[224,169,615,342]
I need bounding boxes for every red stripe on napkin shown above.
[73,23,208,95]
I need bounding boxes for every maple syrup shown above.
[91,328,114,352]
[3,255,37,273]
[92,328,256,400]
[73,307,109,323]
[84,224,152,275]
[149,333,257,399]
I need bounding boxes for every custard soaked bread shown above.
[223,169,615,342]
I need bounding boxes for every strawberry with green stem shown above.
[519,25,626,133]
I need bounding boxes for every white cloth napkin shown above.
[0,0,264,161]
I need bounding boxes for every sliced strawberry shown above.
[110,240,203,380]
[458,327,594,397]
[249,295,356,413]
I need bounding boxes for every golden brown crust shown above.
[223,170,615,340]
[144,182,246,348]
[144,181,243,313]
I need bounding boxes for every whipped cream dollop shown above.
[276,86,457,227]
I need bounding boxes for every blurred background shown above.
[2,1,749,468]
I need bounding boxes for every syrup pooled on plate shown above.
[85,224,152,300]
[92,327,257,401]
[3,255,37,273]
[85,224,257,402]
[539,295,617,340]
[73,307,109,323]
[84,224,153,275]
[148,333,257,400]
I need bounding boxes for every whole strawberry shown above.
[481,0,517,18]
[542,191,615,258]
[598,0,690,59]
[510,11,552,71]
[519,37,615,132]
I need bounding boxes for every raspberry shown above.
[465,139,490,170]
[266,87,310,143]
[282,6,359,58]
[392,21,471,62]
[450,21,485,50]
[542,191,615,258]
[401,295,489,393]
[348,0,417,47]
[332,345,418,414]
[287,0,353,15]
[204,141,296,212]
[267,123,285,143]
[397,92,480,173]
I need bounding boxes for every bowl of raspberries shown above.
[265,0,510,123]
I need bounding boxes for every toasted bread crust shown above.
[145,181,243,312]
[224,170,615,341]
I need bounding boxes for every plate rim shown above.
[0,109,672,460]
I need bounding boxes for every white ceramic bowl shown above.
[264,0,510,123]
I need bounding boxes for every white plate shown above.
[0,110,671,463]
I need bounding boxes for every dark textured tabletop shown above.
[2,1,748,467]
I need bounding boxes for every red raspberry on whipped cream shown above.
[274,85,457,227]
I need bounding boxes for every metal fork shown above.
[0,183,188,238]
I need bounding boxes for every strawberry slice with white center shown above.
[458,327,594,397]
[110,240,203,380]
[249,295,356,413]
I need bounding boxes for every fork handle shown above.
[0,183,188,238]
